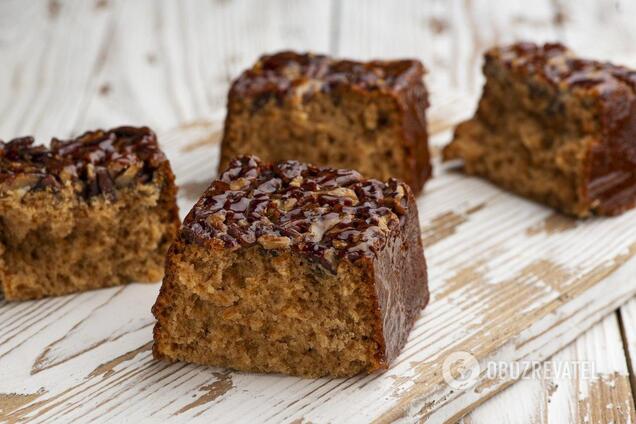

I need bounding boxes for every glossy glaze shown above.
[182,156,411,272]
[0,126,167,198]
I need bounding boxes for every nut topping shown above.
[258,234,292,249]
[182,156,411,272]
[324,187,358,205]
[0,126,166,198]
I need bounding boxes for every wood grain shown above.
[0,0,334,141]
[2,1,636,423]
[462,314,636,424]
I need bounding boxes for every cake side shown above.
[585,65,636,215]
[0,127,179,300]
[443,42,636,217]
[152,156,428,377]
[373,185,428,364]
[219,52,431,193]
[399,71,431,193]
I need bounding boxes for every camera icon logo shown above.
[442,351,481,390]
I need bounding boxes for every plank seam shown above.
[617,308,636,406]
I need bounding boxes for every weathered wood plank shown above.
[0,0,333,141]
[2,1,636,422]
[73,0,334,135]
[0,0,115,141]
[462,313,636,424]
[556,0,636,65]
[620,299,636,407]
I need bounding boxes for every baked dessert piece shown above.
[152,156,428,377]
[443,42,636,217]
[219,52,431,193]
[0,127,179,301]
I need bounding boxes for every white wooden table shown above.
[2,1,636,423]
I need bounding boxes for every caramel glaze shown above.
[0,126,168,199]
[181,155,413,273]
[490,42,636,215]
[226,51,431,193]
[231,51,425,99]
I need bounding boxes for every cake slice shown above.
[443,42,636,217]
[0,126,179,300]
[219,52,432,193]
[152,156,428,377]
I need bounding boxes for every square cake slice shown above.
[443,42,636,217]
[152,156,428,377]
[219,52,431,193]
[0,127,180,300]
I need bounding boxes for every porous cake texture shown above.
[444,42,636,217]
[0,126,179,300]
[219,51,432,193]
[152,156,428,377]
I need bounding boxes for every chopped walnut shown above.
[377,214,392,232]
[206,213,227,231]
[332,239,348,249]
[289,176,303,187]
[0,173,40,191]
[230,177,251,191]
[114,162,142,188]
[86,163,96,180]
[307,213,341,242]
[325,187,358,204]
[323,247,336,266]
[293,79,323,103]
[258,234,291,249]
[281,197,297,211]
